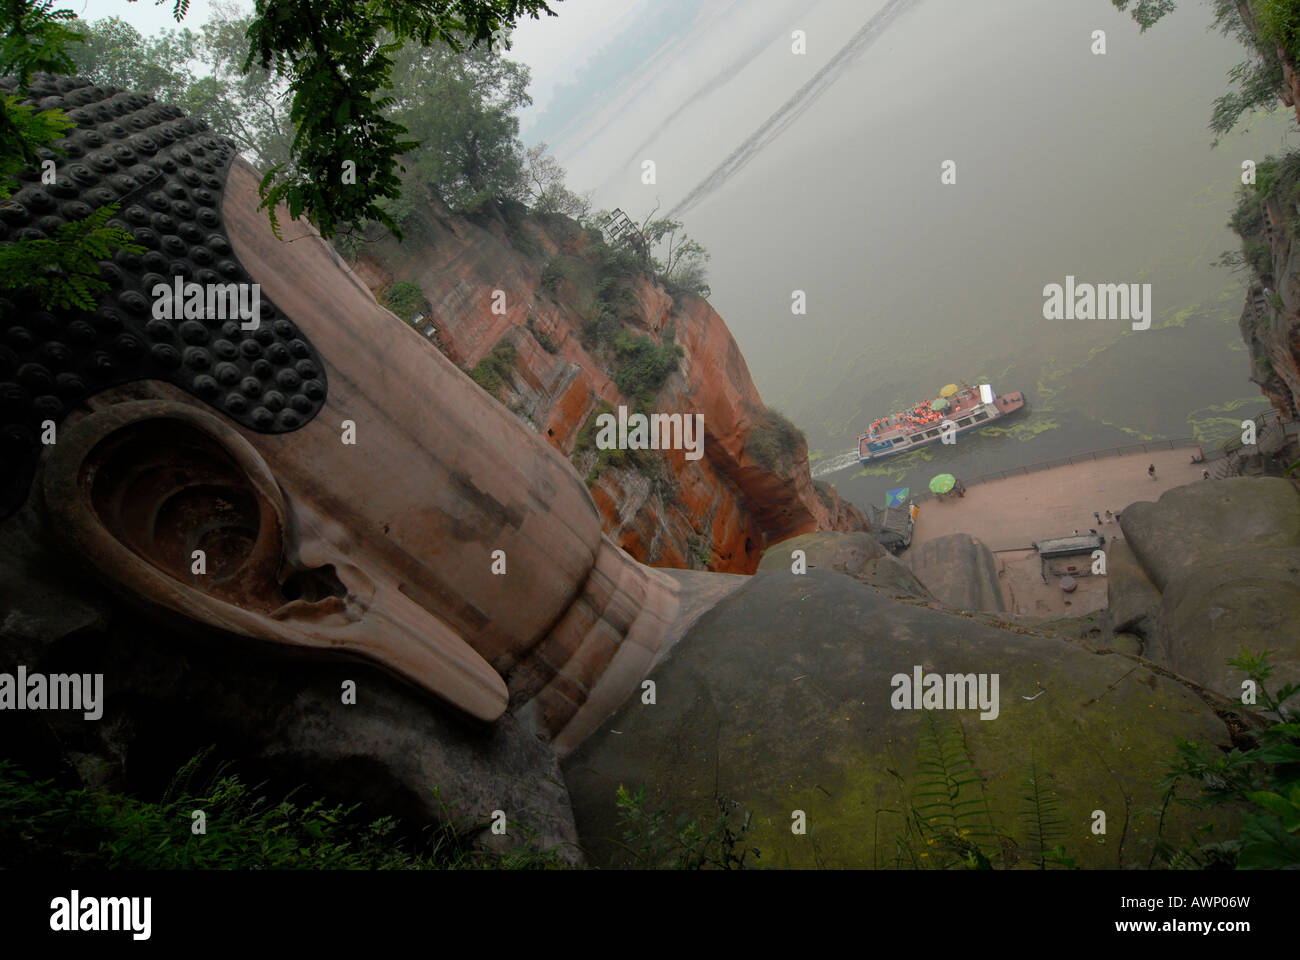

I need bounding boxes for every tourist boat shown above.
[857,383,1026,463]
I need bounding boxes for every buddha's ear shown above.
[41,399,507,722]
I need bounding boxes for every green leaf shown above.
[1245,791,1300,832]
[1237,813,1300,869]
[1251,743,1300,764]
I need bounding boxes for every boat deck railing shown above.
[863,396,984,443]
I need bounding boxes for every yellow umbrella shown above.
[940,384,959,398]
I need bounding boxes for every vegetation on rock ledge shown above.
[0,749,563,870]
[746,408,806,471]
[381,280,432,325]
[469,337,518,394]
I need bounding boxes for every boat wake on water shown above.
[811,449,863,478]
[666,0,923,219]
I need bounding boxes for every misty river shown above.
[550,0,1296,510]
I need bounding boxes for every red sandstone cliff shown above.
[1234,4,1300,424]
[347,198,867,573]
[1241,198,1300,425]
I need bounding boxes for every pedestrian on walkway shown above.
[1148,463,1156,480]
[1203,470,1210,480]
[1104,509,1113,522]
[1093,511,1101,524]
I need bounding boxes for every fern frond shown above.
[1018,752,1070,868]
[908,714,1001,865]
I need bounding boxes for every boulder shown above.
[905,532,1005,611]
[1106,539,1161,648]
[1151,546,1300,699]
[563,569,1239,869]
[1119,477,1300,592]
[1118,479,1300,698]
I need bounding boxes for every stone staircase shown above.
[1206,409,1290,478]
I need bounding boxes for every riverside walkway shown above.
[910,443,1206,553]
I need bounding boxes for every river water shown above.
[549,0,1296,511]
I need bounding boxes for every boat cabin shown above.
[859,383,1024,461]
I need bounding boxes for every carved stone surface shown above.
[3,77,728,748]
[5,79,1281,870]
[0,75,328,522]
[0,493,583,860]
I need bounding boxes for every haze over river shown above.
[543,0,1296,511]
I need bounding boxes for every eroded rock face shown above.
[1241,23,1300,425]
[1119,478,1300,698]
[349,200,868,574]
[563,568,1241,869]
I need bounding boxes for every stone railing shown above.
[910,437,1203,502]
[909,409,1288,501]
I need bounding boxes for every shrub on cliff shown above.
[1244,239,1273,282]
[1256,0,1300,65]
[644,218,711,299]
[1153,650,1300,869]
[613,332,683,405]
[1222,152,1300,282]
[381,280,431,324]
[580,306,621,352]
[572,400,682,497]
[469,338,518,394]
[525,317,558,353]
[1253,152,1300,207]
[578,245,647,352]
[541,256,572,293]
[522,143,592,221]
[746,409,806,471]
[595,241,643,288]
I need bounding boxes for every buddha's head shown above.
[2,75,685,751]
